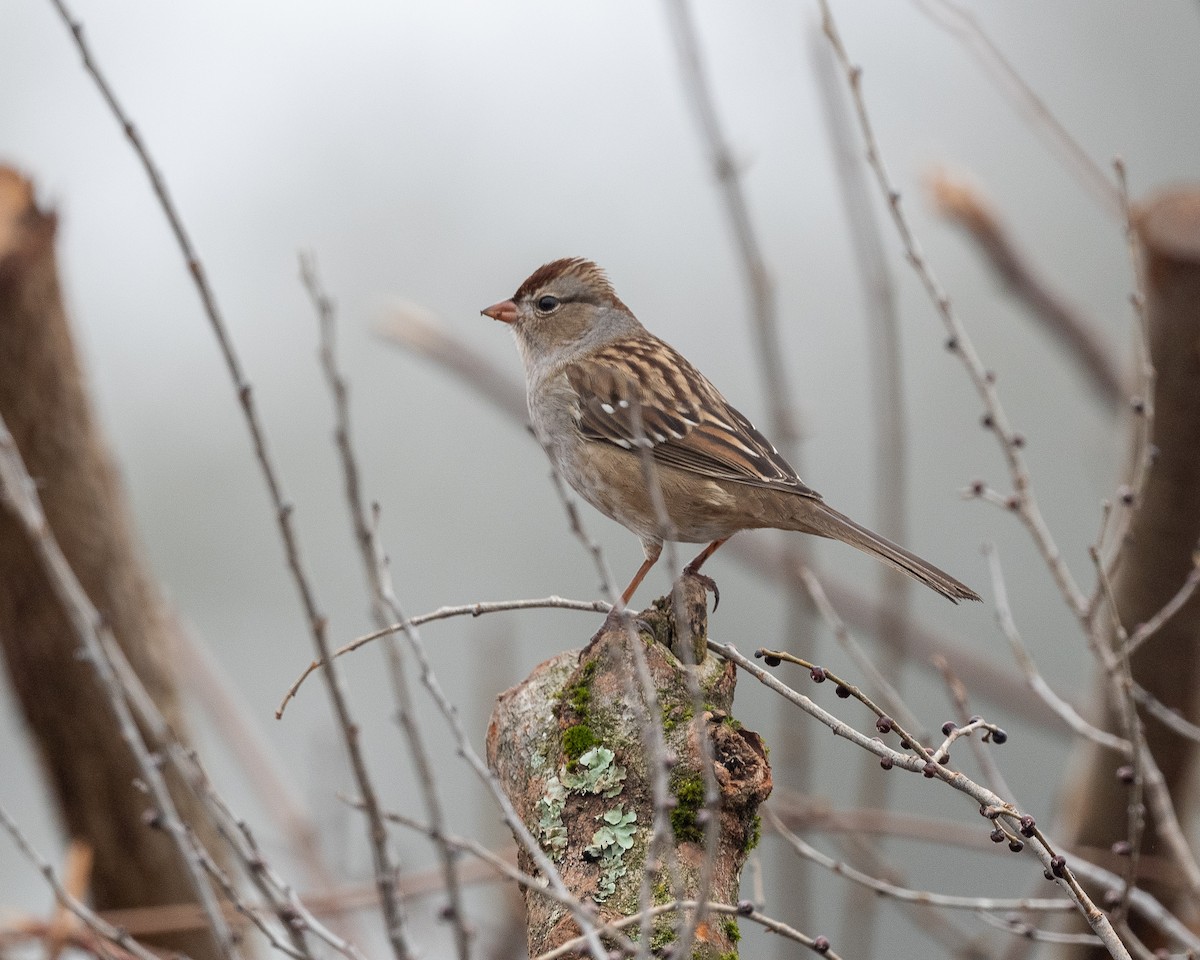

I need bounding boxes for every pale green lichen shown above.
[562,746,626,798]
[536,775,569,856]
[536,746,629,862]
[585,806,637,902]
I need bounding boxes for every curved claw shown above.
[684,571,720,612]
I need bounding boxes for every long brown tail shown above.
[800,501,981,604]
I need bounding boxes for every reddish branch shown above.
[931,171,1127,408]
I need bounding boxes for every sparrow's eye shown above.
[536,295,560,313]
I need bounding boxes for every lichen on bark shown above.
[486,577,772,958]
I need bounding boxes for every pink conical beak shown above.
[481,299,518,324]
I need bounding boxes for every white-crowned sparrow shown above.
[483,257,980,606]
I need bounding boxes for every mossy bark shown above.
[486,577,772,958]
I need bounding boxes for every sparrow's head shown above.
[482,258,643,372]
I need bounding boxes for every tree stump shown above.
[487,577,772,958]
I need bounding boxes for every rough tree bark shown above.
[1060,187,1200,957]
[0,167,223,960]
[487,578,771,958]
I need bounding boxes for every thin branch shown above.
[534,901,839,960]
[1096,159,1156,597]
[278,596,610,717]
[1122,551,1200,657]
[975,911,1102,946]
[768,792,1200,954]
[812,30,914,954]
[934,655,1017,802]
[176,628,355,937]
[818,0,1088,617]
[301,252,470,960]
[930,170,1126,407]
[91,860,507,938]
[0,417,239,960]
[1132,683,1200,745]
[626,395,724,960]
[106,630,362,960]
[1089,545,1147,923]
[661,0,800,453]
[985,544,1129,753]
[373,805,636,958]
[710,635,1131,959]
[0,803,168,960]
[769,809,1075,913]
[912,0,1122,215]
[796,565,924,737]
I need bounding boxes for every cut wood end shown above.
[1136,187,1200,263]
[928,168,997,235]
[374,301,445,352]
[0,166,56,269]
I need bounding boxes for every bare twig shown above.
[985,544,1128,752]
[627,396,724,960]
[1090,546,1147,923]
[770,809,1074,913]
[624,403,688,959]
[534,901,838,960]
[279,595,610,716]
[931,171,1126,407]
[975,911,1102,946]
[710,636,1131,959]
[660,13,817,940]
[0,804,167,960]
[812,30,915,952]
[818,0,1088,618]
[106,630,362,960]
[934,655,1016,801]
[796,565,924,737]
[372,806,637,957]
[770,791,1200,954]
[912,0,1122,215]
[1132,683,1200,745]
[661,0,800,453]
[301,252,471,959]
[1096,159,1156,595]
[0,417,239,960]
[177,629,348,901]
[1122,550,1200,657]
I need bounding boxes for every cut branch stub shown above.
[486,577,771,958]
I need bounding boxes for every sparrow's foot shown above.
[682,570,720,611]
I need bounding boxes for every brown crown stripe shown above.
[515,257,617,302]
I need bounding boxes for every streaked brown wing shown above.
[564,336,819,498]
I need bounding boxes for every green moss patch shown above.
[670,773,705,843]
[561,723,597,763]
